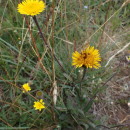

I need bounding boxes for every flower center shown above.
[38,103,42,107]
[82,52,90,59]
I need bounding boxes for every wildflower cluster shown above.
[22,83,45,111]
[18,0,101,114]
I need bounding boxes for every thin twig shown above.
[25,17,51,78]
[105,42,130,67]
[33,16,66,73]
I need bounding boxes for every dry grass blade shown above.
[105,42,130,67]
[53,81,58,105]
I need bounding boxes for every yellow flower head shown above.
[33,99,45,111]
[17,0,46,16]
[72,46,101,69]
[22,83,31,93]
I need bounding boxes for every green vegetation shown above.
[0,0,130,129]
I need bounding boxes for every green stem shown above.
[81,66,87,81]
[79,66,87,98]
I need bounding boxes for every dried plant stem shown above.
[0,118,13,128]
[25,17,51,79]
[33,16,66,73]
[0,76,39,101]
[50,0,57,123]
[51,1,55,83]
[105,42,130,67]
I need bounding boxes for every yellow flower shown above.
[33,99,45,111]
[72,46,101,69]
[17,0,46,16]
[126,55,130,62]
[22,83,31,93]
